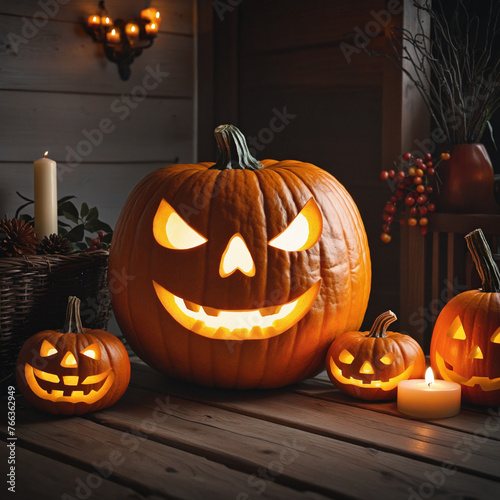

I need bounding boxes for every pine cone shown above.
[0,218,38,257]
[38,233,73,255]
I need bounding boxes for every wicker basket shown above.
[0,250,111,382]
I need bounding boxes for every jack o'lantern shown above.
[326,311,425,400]
[431,229,500,406]
[16,296,130,415]
[109,124,371,389]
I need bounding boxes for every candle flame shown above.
[111,28,116,35]
[44,151,48,157]
[151,23,156,29]
[425,367,434,386]
[156,11,160,19]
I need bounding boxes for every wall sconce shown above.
[86,1,161,81]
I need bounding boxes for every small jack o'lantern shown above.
[431,229,500,406]
[326,311,425,400]
[16,296,130,415]
[109,124,371,389]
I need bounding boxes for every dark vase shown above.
[435,144,499,214]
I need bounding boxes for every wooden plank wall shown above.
[201,0,400,329]
[0,0,195,229]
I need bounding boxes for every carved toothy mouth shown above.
[25,364,114,404]
[435,352,500,391]
[329,359,415,390]
[152,279,321,340]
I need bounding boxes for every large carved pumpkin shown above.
[431,229,500,406]
[16,296,130,415]
[109,125,371,388]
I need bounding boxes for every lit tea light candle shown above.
[87,15,112,27]
[34,151,58,239]
[88,15,101,27]
[125,23,139,40]
[106,28,121,43]
[141,8,161,23]
[397,367,461,419]
[145,22,159,36]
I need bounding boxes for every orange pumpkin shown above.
[431,229,500,406]
[109,124,371,388]
[16,296,130,415]
[326,311,426,400]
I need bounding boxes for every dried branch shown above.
[367,0,500,144]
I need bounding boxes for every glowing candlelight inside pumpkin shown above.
[397,367,461,419]
[34,151,57,239]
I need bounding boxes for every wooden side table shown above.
[399,213,500,351]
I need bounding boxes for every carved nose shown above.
[359,361,374,374]
[61,352,78,368]
[469,345,483,359]
[219,233,255,278]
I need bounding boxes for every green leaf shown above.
[59,201,79,223]
[59,226,68,237]
[57,195,76,205]
[65,223,85,243]
[75,242,87,251]
[91,220,113,233]
[81,202,89,217]
[87,207,99,221]
[84,219,99,233]
[101,233,113,244]
[487,121,497,151]
[85,236,94,247]
[61,211,79,224]
[57,220,71,228]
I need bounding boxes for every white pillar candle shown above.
[34,151,58,239]
[397,367,461,419]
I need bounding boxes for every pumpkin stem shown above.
[465,229,500,293]
[366,310,397,338]
[63,296,85,334]
[209,124,263,170]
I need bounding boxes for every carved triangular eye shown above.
[40,340,58,357]
[339,349,354,364]
[491,327,500,344]
[153,199,207,250]
[446,316,466,340]
[269,198,322,252]
[380,353,394,365]
[81,343,102,360]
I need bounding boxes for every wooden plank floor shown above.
[2,362,500,499]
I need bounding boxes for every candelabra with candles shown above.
[86,1,161,80]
